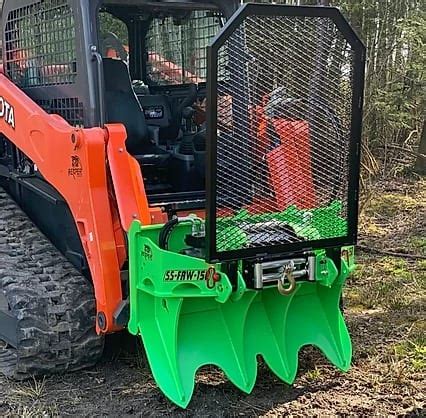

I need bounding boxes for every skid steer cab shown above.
[0,0,365,408]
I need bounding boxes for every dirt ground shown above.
[1,178,424,417]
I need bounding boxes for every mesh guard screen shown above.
[207,6,364,262]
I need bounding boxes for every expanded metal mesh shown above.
[36,98,84,127]
[146,11,221,85]
[5,0,76,87]
[214,15,355,253]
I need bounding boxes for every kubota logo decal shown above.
[0,96,15,129]
[164,267,215,287]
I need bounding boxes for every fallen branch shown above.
[377,144,425,160]
[357,245,426,260]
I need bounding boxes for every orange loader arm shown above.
[0,73,158,332]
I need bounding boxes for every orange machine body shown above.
[268,119,317,210]
[0,73,162,332]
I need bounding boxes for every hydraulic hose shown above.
[159,218,179,250]
[158,216,204,251]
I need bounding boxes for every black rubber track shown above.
[0,187,104,379]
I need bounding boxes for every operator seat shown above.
[102,58,169,164]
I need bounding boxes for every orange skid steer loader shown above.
[0,0,365,407]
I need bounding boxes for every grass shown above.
[2,377,59,418]
[408,236,426,254]
[7,404,58,418]
[347,256,423,311]
[359,179,425,252]
[363,193,419,218]
[393,339,426,372]
[305,367,323,382]
[11,377,47,402]
[342,178,426,407]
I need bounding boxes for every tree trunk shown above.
[414,120,426,175]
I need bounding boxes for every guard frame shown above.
[205,3,366,263]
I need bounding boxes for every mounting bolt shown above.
[118,147,124,153]
[97,312,107,331]
[71,132,81,149]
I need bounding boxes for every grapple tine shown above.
[242,275,351,386]
[137,296,187,405]
[127,226,257,407]
[276,278,351,376]
[134,293,259,407]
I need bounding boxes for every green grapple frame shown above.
[127,4,365,407]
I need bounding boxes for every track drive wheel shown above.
[0,188,104,379]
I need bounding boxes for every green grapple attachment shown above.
[128,221,355,408]
[128,3,364,409]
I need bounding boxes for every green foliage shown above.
[337,1,424,175]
